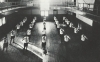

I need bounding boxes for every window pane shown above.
[2,17,6,24]
[41,11,45,16]
[0,19,2,26]
[45,11,48,16]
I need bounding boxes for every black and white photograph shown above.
[0,0,99,62]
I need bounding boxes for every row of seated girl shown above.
[54,16,88,43]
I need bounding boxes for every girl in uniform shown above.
[63,17,66,24]
[16,24,20,33]
[3,36,8,52]
[43,21,46,30]
[42,34,46,50]
[22,36,29,50]
[81,34,88,41]
[27,29,31,42]
[20,21,23,29]
[69,22,74,28]
[65,19,70,27]
[74,27,79,34]
[60,28,64,43]
[29,23,33,31]
[10,30,15,44]
[42,29,46,37]
[57,23,60,34]
[64,34,71,42]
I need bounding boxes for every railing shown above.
[77,3,94,13]
[60,2,100,16]
[0,2,28,13]
[0,2,21,8]
[77,3,100,16]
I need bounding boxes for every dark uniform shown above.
[42,35,46,50]
[60,28,64,43]
[3,37,8,52]
[16,24,20,33]
[23,36,29,50]
[10,30,15,44]
[27,29,31,42]
[29,24,33,31]
[43,21,46,30]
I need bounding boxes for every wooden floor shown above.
[0,15,100,62]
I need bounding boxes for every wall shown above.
[19,7,66,15]
[93,0,100,15]
[76,14,93,26]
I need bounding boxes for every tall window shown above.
[41,10,48,16]
[0,19,2,26]
[2,17,6,24]
[40,0,50,16]
[0,17,6,26]
[41,11,45,16]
